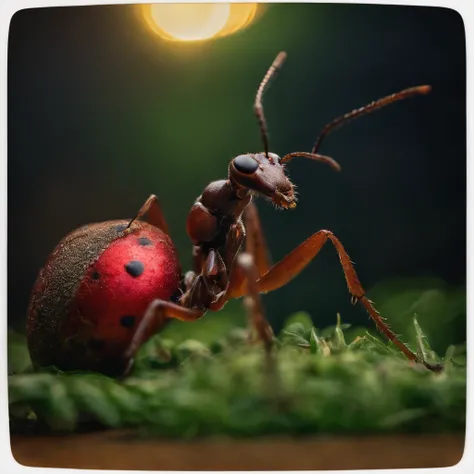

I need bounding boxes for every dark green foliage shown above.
[9,310,466,438]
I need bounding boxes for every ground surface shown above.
[9,276,466,469]
[9,310,466,439]
[11,431,465,470]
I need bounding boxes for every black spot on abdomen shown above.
[120,315,136,328]
[138,237,152,246]
[125,260,145,277]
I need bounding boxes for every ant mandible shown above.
[124,51,434,372]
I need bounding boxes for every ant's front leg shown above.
[231,229,439,370]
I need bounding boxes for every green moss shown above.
[8,312,466,437]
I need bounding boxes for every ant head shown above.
[229,152,296,209]
[241,51,430,211]
[237,51,339,210]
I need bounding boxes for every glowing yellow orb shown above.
[142,3,259,42]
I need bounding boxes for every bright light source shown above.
[142,3,259,42]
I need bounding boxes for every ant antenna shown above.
[280,151,341,172]
[312,85,432,154]
[254,51,287,158]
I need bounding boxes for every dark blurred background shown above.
[8,4,466,349]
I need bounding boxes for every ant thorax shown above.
[186,179,251,249]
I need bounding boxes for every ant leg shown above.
[213,253,278,397]
[236,253,274,352]
[236,254,281,402]
[191,245,206,274]
[206,250,273,350]
[180,249,229,309]
[243,202,272,277]
[230,229,424,366]
[216,206,271,306]
[124,300,204,362]
[224,221,245,271]
[190,224,269,347]
[127,194,170,234]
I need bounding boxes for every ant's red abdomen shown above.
[27,220,181,375]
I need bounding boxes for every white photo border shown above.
[1,1,470,473]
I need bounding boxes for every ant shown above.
[124,51,436,372]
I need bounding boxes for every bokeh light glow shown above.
[143,3,259,42]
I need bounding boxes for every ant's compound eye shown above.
[233,155,259,174]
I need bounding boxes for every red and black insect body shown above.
[27,52,438,377]
[27,218,181,375]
